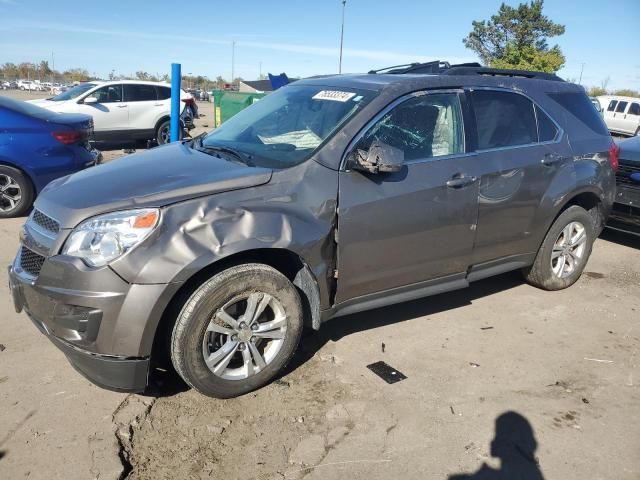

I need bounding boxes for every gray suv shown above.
[9,65,617,398]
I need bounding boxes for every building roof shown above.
[240,80,273,92]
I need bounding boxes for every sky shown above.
[0,0,638,90]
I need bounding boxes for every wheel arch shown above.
[148,248,321,366]
[0,159,38,195]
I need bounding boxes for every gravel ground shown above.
[0,89,638,480]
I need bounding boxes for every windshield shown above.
[202,85,374,168]
[51,83,98,101]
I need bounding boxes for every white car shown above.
[28,80,196,144]
[17,80,43,91]
[599,95,640,136]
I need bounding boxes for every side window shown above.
[471,90,537,149]
[628,103,640,116]
[356,93,464,161]
[535,105,558,142]
[124,84,158,102]
[91,85,122,103]
[607,100,617,112]
[155,86,171,100]
[615,101,628,113]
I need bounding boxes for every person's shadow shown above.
[448,411,545,480]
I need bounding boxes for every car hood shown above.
[35,142,273,228]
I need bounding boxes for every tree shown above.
[588,86,607,97]
[38,60,52,78]
[463,0,566,73]
[613,89,640,98]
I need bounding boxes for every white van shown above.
[598,95,640,136]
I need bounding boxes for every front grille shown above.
[616,163,640,188]
[20,246,46,276]
[31,209,60,234]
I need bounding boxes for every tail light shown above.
[51,130,88,145]
[608,141,620,172]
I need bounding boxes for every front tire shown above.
[0,166,34,218]
[523,205,595,290]
[170,264,303,398]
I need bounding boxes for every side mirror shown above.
[83,96,98,105]
[351,141,404,174]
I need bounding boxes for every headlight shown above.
[62,208,160,267]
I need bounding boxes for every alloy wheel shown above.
[201,292,288,380]
[0,174,22,213]
[551,221,587,278]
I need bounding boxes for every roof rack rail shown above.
[442,66,563,82]
[368,60,563,82]
[368,60,455,75]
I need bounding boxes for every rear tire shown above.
[523,205,595,290]
[155,119,182,145]
[170,264,303,398]
[0,166,34,218]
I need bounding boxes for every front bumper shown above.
[8,251,173,392]
[608,201,640,236]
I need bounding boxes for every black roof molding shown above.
[443,66,563,82]
[368,60,563,82]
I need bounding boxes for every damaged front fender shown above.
[110,159,339,316]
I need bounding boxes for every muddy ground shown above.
[0,89,638,480]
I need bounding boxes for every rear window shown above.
[156,86,171,100]
[124,84,158,102]
[547,92,610,136]
[470,90,538,149]
[0,96,60,122]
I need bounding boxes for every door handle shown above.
[116,105,127,108]
[541,153,563,166]
[446,174,477,189]
[154,103,163,106]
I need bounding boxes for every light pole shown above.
[231,41,236,88]
[578,62,585,85]
[338,0,347,74]
[188,72,193,89]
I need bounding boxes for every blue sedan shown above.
[0,96,101,217]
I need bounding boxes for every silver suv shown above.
[9,64,617,398]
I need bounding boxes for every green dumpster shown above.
[212,90,267,127]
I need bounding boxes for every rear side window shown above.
[628,103,640,116]
[356,93,465,161]
[124,84,157,102]
[547,92,610,136]
[470,90,537,149]
[156,86,171,100]
[607,100,617,112]
[535,105,559,142]
[615,101,628,113]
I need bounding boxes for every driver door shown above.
[76,84,128,139]
[336,91,480,303]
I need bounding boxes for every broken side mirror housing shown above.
[351,141,404,174]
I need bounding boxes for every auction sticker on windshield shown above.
[312,90,356,102]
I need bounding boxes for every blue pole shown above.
[170,63,181,143]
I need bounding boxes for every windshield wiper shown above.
[195,139,255,166]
